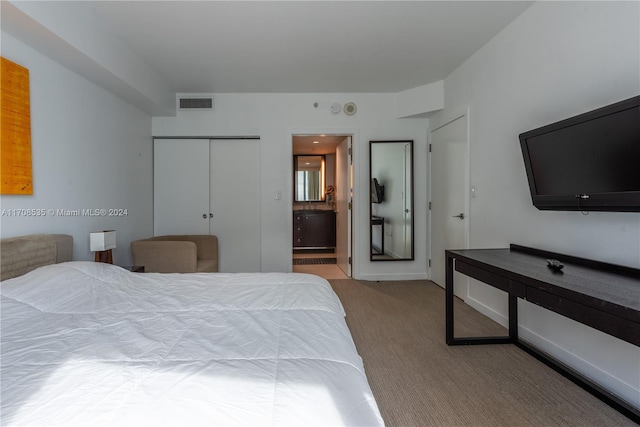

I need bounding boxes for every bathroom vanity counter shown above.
[293,210,336,248]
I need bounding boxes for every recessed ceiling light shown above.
[312,141,319,144]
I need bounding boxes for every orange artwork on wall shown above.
[1,56,32,195]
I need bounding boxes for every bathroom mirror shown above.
[370,140,414,261]
[294,155,325,201]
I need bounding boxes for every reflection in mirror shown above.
[370,140,414,261]
[294,155,325,201]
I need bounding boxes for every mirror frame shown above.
[293,154,326,202]
[369,140,415,261]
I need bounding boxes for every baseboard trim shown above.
[356,273,428,281]
[465,295,508,327]
[515,339,640,423]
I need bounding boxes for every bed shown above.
[0,234,384,426]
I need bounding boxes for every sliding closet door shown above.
[209,139,261,273]
[154,139,210,235]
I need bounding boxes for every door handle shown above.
[452,213,465,220]
[209,213,213,218]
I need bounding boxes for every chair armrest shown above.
[131,240,197,273]
[182,235,218,263]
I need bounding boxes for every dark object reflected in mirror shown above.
[371,178,385,204]
[294,155,325,201]
[370,140,414,261]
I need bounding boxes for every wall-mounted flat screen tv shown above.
[519,95,640,212]
[371,178,385,204]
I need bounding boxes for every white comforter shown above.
[1,262,383,426]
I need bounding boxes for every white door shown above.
[209,139,261,273]
[154,139,210,235]
[154,138,261,273]
[430,114,468,298]
[336,137,352,277]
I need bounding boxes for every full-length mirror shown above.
[370,140,414,261]
[294,155,325,201]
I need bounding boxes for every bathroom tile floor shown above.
[292,251,347,280]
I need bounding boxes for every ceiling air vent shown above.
[178,95,214,110]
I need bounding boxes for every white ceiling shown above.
[87,1,533,94]
[292,135,348,155]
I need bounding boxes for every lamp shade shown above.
[90,230,116,251]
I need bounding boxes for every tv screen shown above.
[371,178,385,204]
[519,95,640,212]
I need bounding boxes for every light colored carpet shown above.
[329,279,635,427]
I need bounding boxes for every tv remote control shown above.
[546,259,564,270]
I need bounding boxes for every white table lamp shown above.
[90,230,116,263]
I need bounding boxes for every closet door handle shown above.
[202,214,207,219]
[209,213,214,218]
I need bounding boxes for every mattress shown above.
[1,262,383,426]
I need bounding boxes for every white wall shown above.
[0,34,154,265]
[153,94,428,279]
[3,1,175,115]
[440,1,639,408]
[395,80,444,118]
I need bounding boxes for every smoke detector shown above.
[344,102,357,116]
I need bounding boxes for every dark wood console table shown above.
[445,244,640,422]
[371,216,384,255]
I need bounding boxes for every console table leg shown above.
[445,254,455,345]
[445,251,514,346]
[509,294,518,341]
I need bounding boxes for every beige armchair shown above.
[130,235,218,273]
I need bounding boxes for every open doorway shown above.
[292,134,352,280]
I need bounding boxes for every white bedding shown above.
[1,262,383,426]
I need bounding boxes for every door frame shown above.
[428,106,471,284]
[289,129,358,277]
[334,136,353,277]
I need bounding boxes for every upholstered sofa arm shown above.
[131,240,198,273]
[177,235,217,262]
[130,235,219,273]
